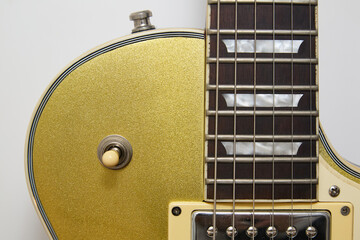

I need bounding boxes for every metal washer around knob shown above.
[97,135,133,170]
[129,10,155,33]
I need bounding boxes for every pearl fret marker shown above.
[222,39,304,53]
[223,94,303,108]
[222,142,302,156]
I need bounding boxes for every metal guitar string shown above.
[271,0,276,234]
[231,0,239,239]
[309,0,314,229]
[290,0,295,231]
[252,0,257,237]
[212,0,221,239]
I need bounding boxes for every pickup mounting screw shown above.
[226,226,238,237]
[246,226,258,238]
[306,226,317,238]
[171,206,181,216]
[207,226,217,237]
[286,226,297,238]
[266,226,278,238]
[328,185,340,197]
[341,206,350,216]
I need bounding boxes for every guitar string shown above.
[231,0,238,239]
[252,0,257,238]
[271,0,276,235]
[212,0,221,239]
[290,0,295,232]
[309,0,314,230]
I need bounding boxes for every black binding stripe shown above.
[319,127,360,179]
[27,31,204,239]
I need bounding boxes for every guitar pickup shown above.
[168,202,353,240]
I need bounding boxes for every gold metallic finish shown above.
[29,30,205,239]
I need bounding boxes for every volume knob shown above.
[129,10,155,33]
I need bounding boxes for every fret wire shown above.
[207,29,318,35]
[208,0,317,4]
[207,58,318,63]
[206,179,318,184]
[207,85,319,91]
[205,199,317,203]
[206,134,319,140]
[205,157,319,163]
[206,110,319,116]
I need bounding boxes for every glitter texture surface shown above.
[32,33,205,239]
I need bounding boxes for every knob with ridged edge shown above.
[129,10,155,33]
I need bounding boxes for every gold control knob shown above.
[102,148,120,167]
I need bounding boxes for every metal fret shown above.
[207,58,318,64]
[205,156,318,163]
[206,134,318,141]
[207,29,318,35]
[206,179,318,184]
[208,0,317,4]
[204,198,317,202]
[207,110,319,116]
[205,0,319,201]
[207,85,318,91]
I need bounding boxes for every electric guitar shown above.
[26,0,360,239]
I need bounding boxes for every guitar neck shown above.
[205,0,319,201]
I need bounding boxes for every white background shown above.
[0,0,359,239]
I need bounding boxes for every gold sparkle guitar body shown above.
[26,29,360,239]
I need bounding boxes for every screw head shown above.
[171,207,181,216]
[226,226,238,237]
[207,226,217,237]
[306,226,317,238]
[341,206,350,216]
[286,226,297,238]
[266,226,278,238]
[329,185,340,197]
[246,226,258,238]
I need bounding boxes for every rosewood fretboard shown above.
[205,0,318,201]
